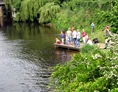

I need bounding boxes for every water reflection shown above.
[0,17,4,27]
[55,48,78,63]
[0,23,78,92]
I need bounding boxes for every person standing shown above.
[60,30,65,44]
[66,28,72,45]
[91,22,95,33]
[76,29,81,47]
[72,29,77,46]
[104,26,110,37]
[82,29,88,43]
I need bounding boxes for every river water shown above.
[0,23,78,92]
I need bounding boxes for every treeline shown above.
[4,0,118,33]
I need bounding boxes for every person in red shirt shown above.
[82,29,88,43]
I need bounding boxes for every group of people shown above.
[55,24,111,49]
[56,27,93,47]
[64,28,81,47]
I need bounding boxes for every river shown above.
[0,22,78,92]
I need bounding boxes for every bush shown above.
[49,33,118,92]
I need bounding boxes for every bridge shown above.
[0,0,4,6]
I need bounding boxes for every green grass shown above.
[88,29,105,43]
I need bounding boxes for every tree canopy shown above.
[4,0,118,33]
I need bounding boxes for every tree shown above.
[38,2,60,23]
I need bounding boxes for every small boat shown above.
[54,43,84,51]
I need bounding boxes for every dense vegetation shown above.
[49,33,118,92]
[4,0,118,33]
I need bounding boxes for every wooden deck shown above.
[54,43,105,50]
[54,43,84,51]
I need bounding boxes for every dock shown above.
[54,43,84,51]
[54,43,105,50]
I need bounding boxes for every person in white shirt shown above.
[76,29,81,47]
[72,30,77,46]
[86,38,93,45]
[66,28,72,45]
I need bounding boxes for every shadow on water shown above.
[0,23,79,92]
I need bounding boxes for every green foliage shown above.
[89,30,105,43]
[20,0,30,21]
[49,33,118,92]
[109,0,118,33]
[51,9,73,30]
[39,2,60,23]
[5,0,60,22]
[51,0,114,32]
[5,0,118,33]
[19,0,48,22]
[80,44,96,53]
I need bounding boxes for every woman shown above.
[82,29,88,43]
[60,30,65,44]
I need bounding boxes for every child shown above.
[56,38,61,44]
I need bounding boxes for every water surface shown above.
[0,23,78,92]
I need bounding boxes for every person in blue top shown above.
[60,30,65,44]
[91,22,95,33]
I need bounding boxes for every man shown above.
[66,28,72,45]
[76,29,81,47]
[91,22,95,33]
[72,29,77,46]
